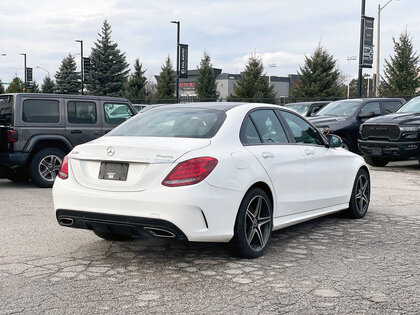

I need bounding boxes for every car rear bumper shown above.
[0,152,30,168]
[358,140,420,159]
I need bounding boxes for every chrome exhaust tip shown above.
[59,217,74,227]
[144,227,175,238]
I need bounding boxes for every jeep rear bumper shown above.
[0,152,30,168]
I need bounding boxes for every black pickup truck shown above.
[359,96,420,166]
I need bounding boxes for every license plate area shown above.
[371,147,382,156]
[98,162,129,181]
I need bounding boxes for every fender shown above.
[23,134,73,153]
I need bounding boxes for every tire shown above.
[231,188,273,258]
[364,155,389,167]
[348,168,370,219]
[93,230,132,241]
[1,166,29,182]
[340,137,352,151]
[28,148,65,188]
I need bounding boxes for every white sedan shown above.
[53,103,370,258]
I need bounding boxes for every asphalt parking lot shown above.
[0,162,419,314]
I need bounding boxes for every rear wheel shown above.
[28,148,65,188]
[348,168,370,218]
[364,155,389,167]
[1,166,29,182]
[93,230,132,241]
[231,188,273,258]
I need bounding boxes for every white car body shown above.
[53,103,368,246]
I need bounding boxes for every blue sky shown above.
[0,0,418,85]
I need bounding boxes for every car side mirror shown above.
[326,134,343,148]
[358,111,376,119]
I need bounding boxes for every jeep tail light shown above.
[58,155,69,180]
[162,157,218,187]
[7,130,18,142]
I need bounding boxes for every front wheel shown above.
[28,148,65,188]
[348,168,370,218]
[231,188,273,258]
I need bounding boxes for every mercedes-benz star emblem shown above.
[107,146,115,156]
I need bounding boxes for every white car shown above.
[53,103,370,258]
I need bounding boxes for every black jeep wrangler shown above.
[0,93,136,187]
[359,96,420,166]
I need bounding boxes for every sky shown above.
[0,0,419,86]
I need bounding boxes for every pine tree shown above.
[41,77,56,93]
[125,59,147,101]
[6,77,24,93]
[0,80,5,94]
[291,44,344,98]
[88,19,130,97]
[30,81,40,93]
[381,31,420,96]
[229,55,276,103]
[195,52,219,101]
[55,54,80,94]
[155,56,176,102]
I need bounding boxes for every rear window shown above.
[108,107,226,138]
[0,96,13,125]
[22,99,60,123]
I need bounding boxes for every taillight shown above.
[58,155,69,180]
[162,157,218,187]
[7,130,18,142]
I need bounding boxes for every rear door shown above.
[102,101,135,135]
[65,99,102,147]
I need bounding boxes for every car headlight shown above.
[318,127,330,134]
[400,126,420,132]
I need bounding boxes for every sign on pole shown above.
[26,67,33,82]
[83,57,90,83]
[362,16,374,68]
[179,44,188,78]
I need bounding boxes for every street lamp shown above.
[346,56,357,98]
[267,63,276,84]
[375,0,400,97]
[75,40,84,95]
[20,53,27,87]
[36,66,50,77]
[170,21,180,103]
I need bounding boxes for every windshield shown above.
[0,95,14,125]
[108,107,226,138]
[397,97,420,113]
[316,100,362,117]
[285,103,310,115]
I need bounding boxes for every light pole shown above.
[375,0,399,97]
[347,56,357,98]
[267,63,276,84]
[75,40,84,95]
[36,66,50,77]
[170,21,180,103]
[364,73,372,97]
[20,53,27,89]
[357,0,366,97]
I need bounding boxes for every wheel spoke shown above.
[253,196,262,218]
[40,160,49,168]
[41,169,50,178]
[246,209,255,222]
[258,216,271,227]
[355,191,362,200]
[255,226,264,247]
[247,227,256,244]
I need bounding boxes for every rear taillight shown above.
[58,155,69,180]
[162,157,218,187]
[7,130,18,142]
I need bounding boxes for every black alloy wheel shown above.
[348,168,370,218]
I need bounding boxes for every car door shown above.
[241,109,307,217]
[280,110,349,211]
[65,99,102,147]
[102,102,135,134]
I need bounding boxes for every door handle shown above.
[262,152,274,159]
[70,130,82,134]
[304,148,315,156]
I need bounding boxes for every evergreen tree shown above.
[195,52,219,101]
[88,19,130,97]
[229,55,276,103]
[30,81,40,93]
[6,76,24,93]
[0,80,5,94]
[381,31,420,96]
[155,56,176,102]
[55,54,80,94]
[41,77,56,93]
[125,59,147,100]
[291,44,344,98]
[348,77,374,98]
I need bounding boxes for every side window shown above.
[67,101,97,124]
[382,101,402,114]
[309,105,321,116]
[249,110,288,144]
[241,116,261,144]
[360,102,380,116]
[22,99,60,123]
[281,111,324,145]
[104,103,134,124]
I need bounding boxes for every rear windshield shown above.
[0,96,14,125]
[316,100,362,117]
[397,97,420,113]
[108,107,226,138]
[285,103,310,115]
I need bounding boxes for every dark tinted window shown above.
[104,103,134,124]
[282,111,323,145]
[67,101,97,124]
[382,101,402,114]
[360,102,380,115]
[0,96,13,125]
[22,99,59,123]
[108,108,225,138]
[241,116,261,144]
[249,110,288,144]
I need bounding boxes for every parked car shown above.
[284,101,329,117]
[359,96,420,166]
[53,102,370,258]
[308,98,405,152]
[0,93,136,187]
